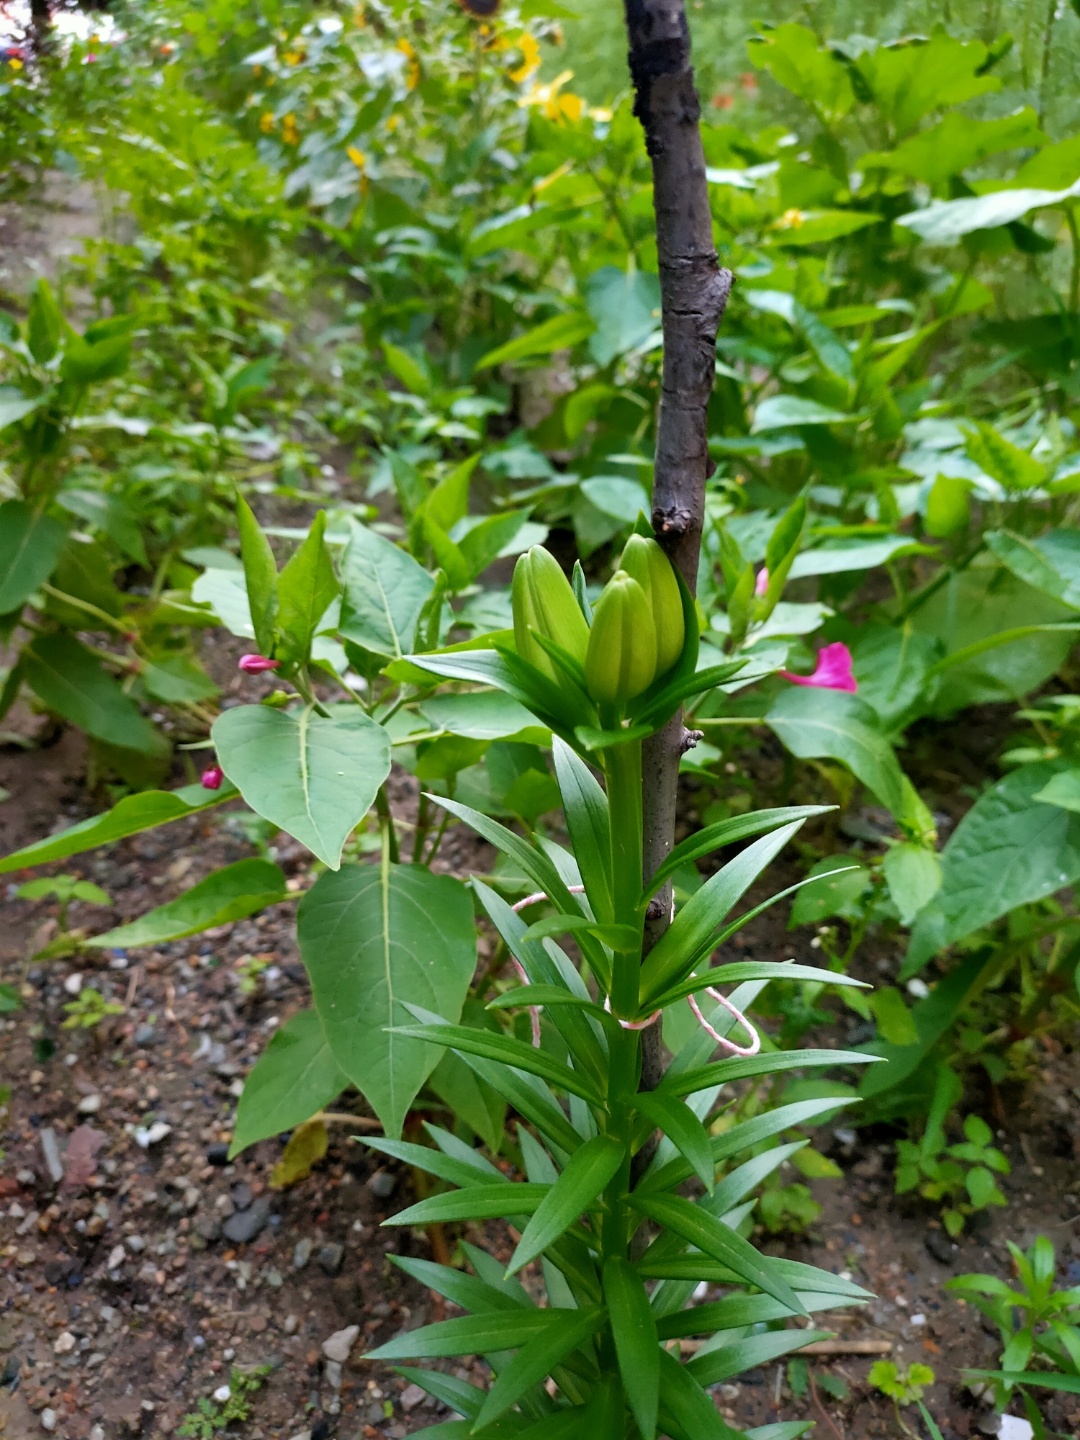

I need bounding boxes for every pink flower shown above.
[238,654,280,674]
[780,641,857,693]
[200,764,224,791]
[754,566,769,597]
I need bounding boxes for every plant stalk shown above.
[622,0,731,1095]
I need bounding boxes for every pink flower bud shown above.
[200,764,224,790]
[754,566,769,597]
[237,654,280,674]
[780,641,857,693]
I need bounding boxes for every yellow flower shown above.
[396,36,420,89]
[518,69,587,123]
[281,112,299,145]
[508,32,540,84]
[777,208,805,229]
[283,49,305,65]
[347,145,366,171]
[8,56,23,70]
[352,4,365,23]
[260,111,276,133]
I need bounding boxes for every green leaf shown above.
[985,529,1080,608]
[298,864,476,1139]
[882,842,942,925]
[744,290,853,385]
[636,1090,715,1193]
[766,688,907,817]
[508,1135,624,1274]
[339,520,435,659]
[190,567,255,639]
[580,476,650,523]
[364,1136,510,1192]
[86,858,286,949]
[0,500,67,614]
[747,23,854,119]
[964,422,1046,491]
[585,266,662,365]
[236,495,279,657]
[475,1307,606,1428]
[752,395,855,431]
[867,986,919,1047]
[898,180,1080,245]
[770,210,880,246]
[391,1254,529,1316]
[789,535,931,579]
[904,761,1080,976]
[629,1193,806,1315]
[457,509,534,583]
[386,1184,550,1227]
[657,1344,744,1440]
[425,453,478,533]
[661,1047,876,1101]
[603,1257,659,1439]
[391,1368,486,1421]
[640,821,806,1004]
[27,278,62,363]
[229,1009,347,1156]
[276,509,339,662]
[1033,767,1080,813]
[867,108,1047,186]
[647,807,830,901]
[0,388,42,431]
[367,1308,560,1360]
[212,704,390,869]
[476,312,596,370]
[420,691,548,742]
[140,654,220,705]
[964,1371,1080,1396]
[427,1050,506,1153]
[382,341,430,396]
[689,1328,836,1388]
[393,1023,605,1108]
[0,781,233,874]
[552,736,614,924]
[23,633,169,759]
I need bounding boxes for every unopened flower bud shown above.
[200,764,224,790]
[618,535,685,676]
[238,654,280,674]
[584,571,656,707]
[512,545,590,679]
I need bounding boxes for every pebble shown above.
[212,1384,231,1403]
[287,1432,311,1440]
[231,1182,253,1211]
[283,1314,299,1335]
[322,1326,359,1363]
[368,1169,396,1199]
[206,1142,230,1166]
[317,1242,345,1276]
[324,1359,343,1390]
[125,1235,146,1253]
[293,1237,313,1270]
[222,1195,271,1244]
[77,1094,102,1114]
[133,1023,157,1046]
[107,1244,126,1270]
[40,1409,57,1432]
[195,1216,222,1243]
[924,1229,957,1266]
[40,1129,64,1185]
[401,1383,426,1410]
[134,1121,172,1149]
[90,1428,105,1440]
[215,1194,236,1218]
[63,972,83,995]
[53,1331,76,1354]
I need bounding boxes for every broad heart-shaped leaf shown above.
[298,864,475,1139]
[229,1009,347,1156]
[897,179,1080,245]
[212,703,390,869]
[338,519,434,659]
[765,687,906,818]
[635,1091,714,1193]
[22,633,170,759]
[0,500,66,614]
[276,508,339,661]
[629,1193,805,1316]
[86,858,286,949]
[639,821,806,1004]
[236,494,278,657]
[586,266,661,365]
[603,1258,659,1440]
[420,690,549,742]
[476,1306,607,1430]
[508,1135,625,1275]
[903,760,1080,978]
[0,781,234,874]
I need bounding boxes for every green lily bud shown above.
[585,570,656,707]
[512,545,590,679]
[619,534,685,676]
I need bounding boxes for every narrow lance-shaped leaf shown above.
[237,494,278,656]
[603,1258,659,1440]
[276,508,339,662]
[475,1307,607,1429]
[508,1135,625,1275]
[635,1090,715,1193]
[86,859,286,949]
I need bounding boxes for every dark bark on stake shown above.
[623,0,732,1096]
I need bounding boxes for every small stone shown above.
[126,1235,146,1253]
[16,1169,34,1185]
[317,1242,345,1276]
[401,1383,426,1410]
[53,1331,76,1354]
[325,1359,343,1390]
[322,1325,359,1363]
[87,1352,105,1367]
[215,1194,235,1217]
[287,1432,312,1440]
[223,1347,236,1361]
[231,1182,253,1211]
[998,1419,1034,1440]
[212,1384,231,1403]
[222,1195,271,1245]
[265,1267,283,1288]
[206,1143,230,1166]
[64,972,83,995]
[283,1314,299,1335]
[78,1093,102,1114]
[107,1244,126,1269]
[925,1229,956,1266]
[40,1128,64,1185]
[41,1408,58,1432]
[133,1024,156,1047]
[134,1121,171,1149]
[91,1428,106,1440]
[367,1169,396,1199]
[293,1237,313,1270]
[100,1305,117,1324]
[195,1216,221,1243]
